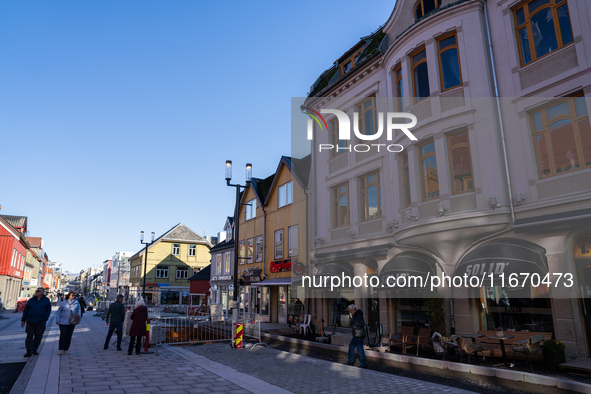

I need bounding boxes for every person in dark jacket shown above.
[77,296,87,317]
[346,304,367,368]
[20,287,52,357]
[128,300,148,355]
[104,295,125,351]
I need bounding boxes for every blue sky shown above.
[0,0,395,272]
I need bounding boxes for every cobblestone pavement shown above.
[18,306,292,394]
[183,342,478,394]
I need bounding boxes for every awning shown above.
[314,260,354,277]
[454,239,548,286]
[379,252,437,285]
[250,278,292,286]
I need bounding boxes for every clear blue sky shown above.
[0,0,395,273]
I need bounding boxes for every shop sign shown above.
[157,283,169,286]
[244,269,261,283]
[292,261,305,276]
[31,279,38,286]
[270,259,292,273]
[146,283,158,286]
[211,275,232,281]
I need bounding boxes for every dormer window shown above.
[340,50,363,75]
[415,0,439,20]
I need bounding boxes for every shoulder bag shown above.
[69,303,81,325]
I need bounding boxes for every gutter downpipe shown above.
[262,204,267,281]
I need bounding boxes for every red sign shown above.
[292,261,305,276]
[270,259,292,273]
[146,283,158,286]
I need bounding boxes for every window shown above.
[239,241,246,265]
[176,267,188,279]
[289,225,298,257]
[245,198,257,220]
[359,171,381,221]
[172,243,180,255]
[340,50,363,75]
[447,131,474,194]
[156,265,169,279]
[394,64,404,112]
[415,0,439,20]
[402,153,412,207]
[224,252,231,273]
[274,229,284,260]
[330,117,347,158]
[438,33,462,91]
[188,244,196,257]
[419,140,440,200]
[247,238,254,263]
[355,96,377,140]
[255,235,263,262]
[333,183,349,228]
[412,48,430,103]
[278,181,293,207]
[531,96,590,178]
[514,0,573,66]
[216,254,222,274]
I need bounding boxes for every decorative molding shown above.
[574,35,583,44]
[519,111,526,119]
[528,179,536,186]
[512,67,519,74]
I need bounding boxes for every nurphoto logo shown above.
[302,106,418,153]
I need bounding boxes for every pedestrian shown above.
[104,295,125,351]
[56,291,81,355]
[128,300,148,355]
[346,304,367,368]
[78,295,87,318]
[20,287,52,357]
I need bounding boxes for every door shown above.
[260,287,270,322]
[250,287,260,315]
[278,286,287,324]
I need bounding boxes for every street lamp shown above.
[225,161,252,326]
[140,231,155,302]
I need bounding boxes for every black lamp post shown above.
[225,160,251,323]
[140,231,155,302]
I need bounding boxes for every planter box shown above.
[542,347,566,371]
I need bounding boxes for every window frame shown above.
[247,237,254,264]
[332,182,350,228]
[245,198,257,221]
[224,252,231,273]
[278,181,293,208]
[216,254,222,274]
[402,152,412,207]
[359,170,382,222]
[513,0,573,67]
[446,130,475,195]
[188,244,196,257]
[355,95,377,143]
[176,266,188,279]
[172,243,180,256]
[437,32,463,92]
[239,240,246,265]
[419,140,440,201]
[340,50,363,75]
[411,47,430,104]
[414,0,440,20]
[330,117,347,158]
[530,95,590,179]
[288,225,298,257]
[255,235,263,262]
[274,229,284,260]
[394,64,404,112]
[156,265,169,279]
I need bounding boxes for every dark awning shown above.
[379,252,437,285]
[315,260,354,278]
[454,239,548,286]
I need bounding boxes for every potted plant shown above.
[425,297,446,355]
[542,339,566,371]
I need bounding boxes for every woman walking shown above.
[56,291,81,355]
[128,300,148,355]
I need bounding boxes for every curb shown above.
[261,332,591,394]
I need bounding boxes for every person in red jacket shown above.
[128,300,148,355]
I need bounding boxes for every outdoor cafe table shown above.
[488,335,515,367]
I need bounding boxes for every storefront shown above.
[252,278,299,324]
[314,261,354,328]
[209,275,233,315]
[575,232,591,354]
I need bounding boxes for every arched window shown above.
[514,0,573,66]
[411,48,430,103]
[415,0,439,20]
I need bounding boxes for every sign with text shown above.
[270,259,292,273]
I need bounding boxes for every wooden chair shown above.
[388,326,414,353]
[457,337,486,364]
[512,334,545,372]
[414,327,432,356]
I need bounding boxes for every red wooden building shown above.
[0,215,29,309]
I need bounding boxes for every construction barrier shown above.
[235,323,243,349]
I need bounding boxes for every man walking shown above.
[78,295,87,318]
[104,295,125,351]
[21,287,52,357]
[346,304,367,368]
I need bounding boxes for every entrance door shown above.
[576,259,591,354]
[250,287,260,315]
[278,286,287,324]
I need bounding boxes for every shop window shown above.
[156,265,168,279]
[245,198,257,220]
[160,290,179,305]
[395,298,432,333]
[188,244,196,257]
[447,130,474,194]
[355,96,377,141]
[255,235,263,262]
[419,140,439,200]
[274,229,284,260]
[394,64,404,111]
[247,238,254,263]
[330,117,347,158]
[333,183,349,228]
[415,0,439,20]
[176,267,188,279]
[359,170,381,221]
[172,243,180,256]
[514,0,573,67]
[412,48,430,103]
[278,182,293,208]
[402,153,411,207]
[438,33,462,91]
[288,225,298,257]
[239,241,246,265]
[224,252,231,273]
[531,96,590,178]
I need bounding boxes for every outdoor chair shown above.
[296,314,312,335]
[388,326,414,353]
[414,327,432,356]
[456,337,486,364]
[435,333,459,360]
[512,334,545,372]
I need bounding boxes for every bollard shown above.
[144,319,150,352]
[235,323,243,349]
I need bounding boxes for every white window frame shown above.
[274,229,284,260]
[172,243,180,256]
[156,265,169,279]
[255,235,263,262]
[288,225,298,257]
[245,198,257,220]
[188,244,196,257]
[278,181,293,208]
[176,267,189,279]
[247,238,254,264]
[216,254,222,274]
[224,252,231,273]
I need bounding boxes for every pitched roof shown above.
[130,223,210,259]
[262,155,311,206]
[0,215,27,231]
[250,174,275,205]
[188,264,211,281]
[210,238,235,253]
[27,237,42,248]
